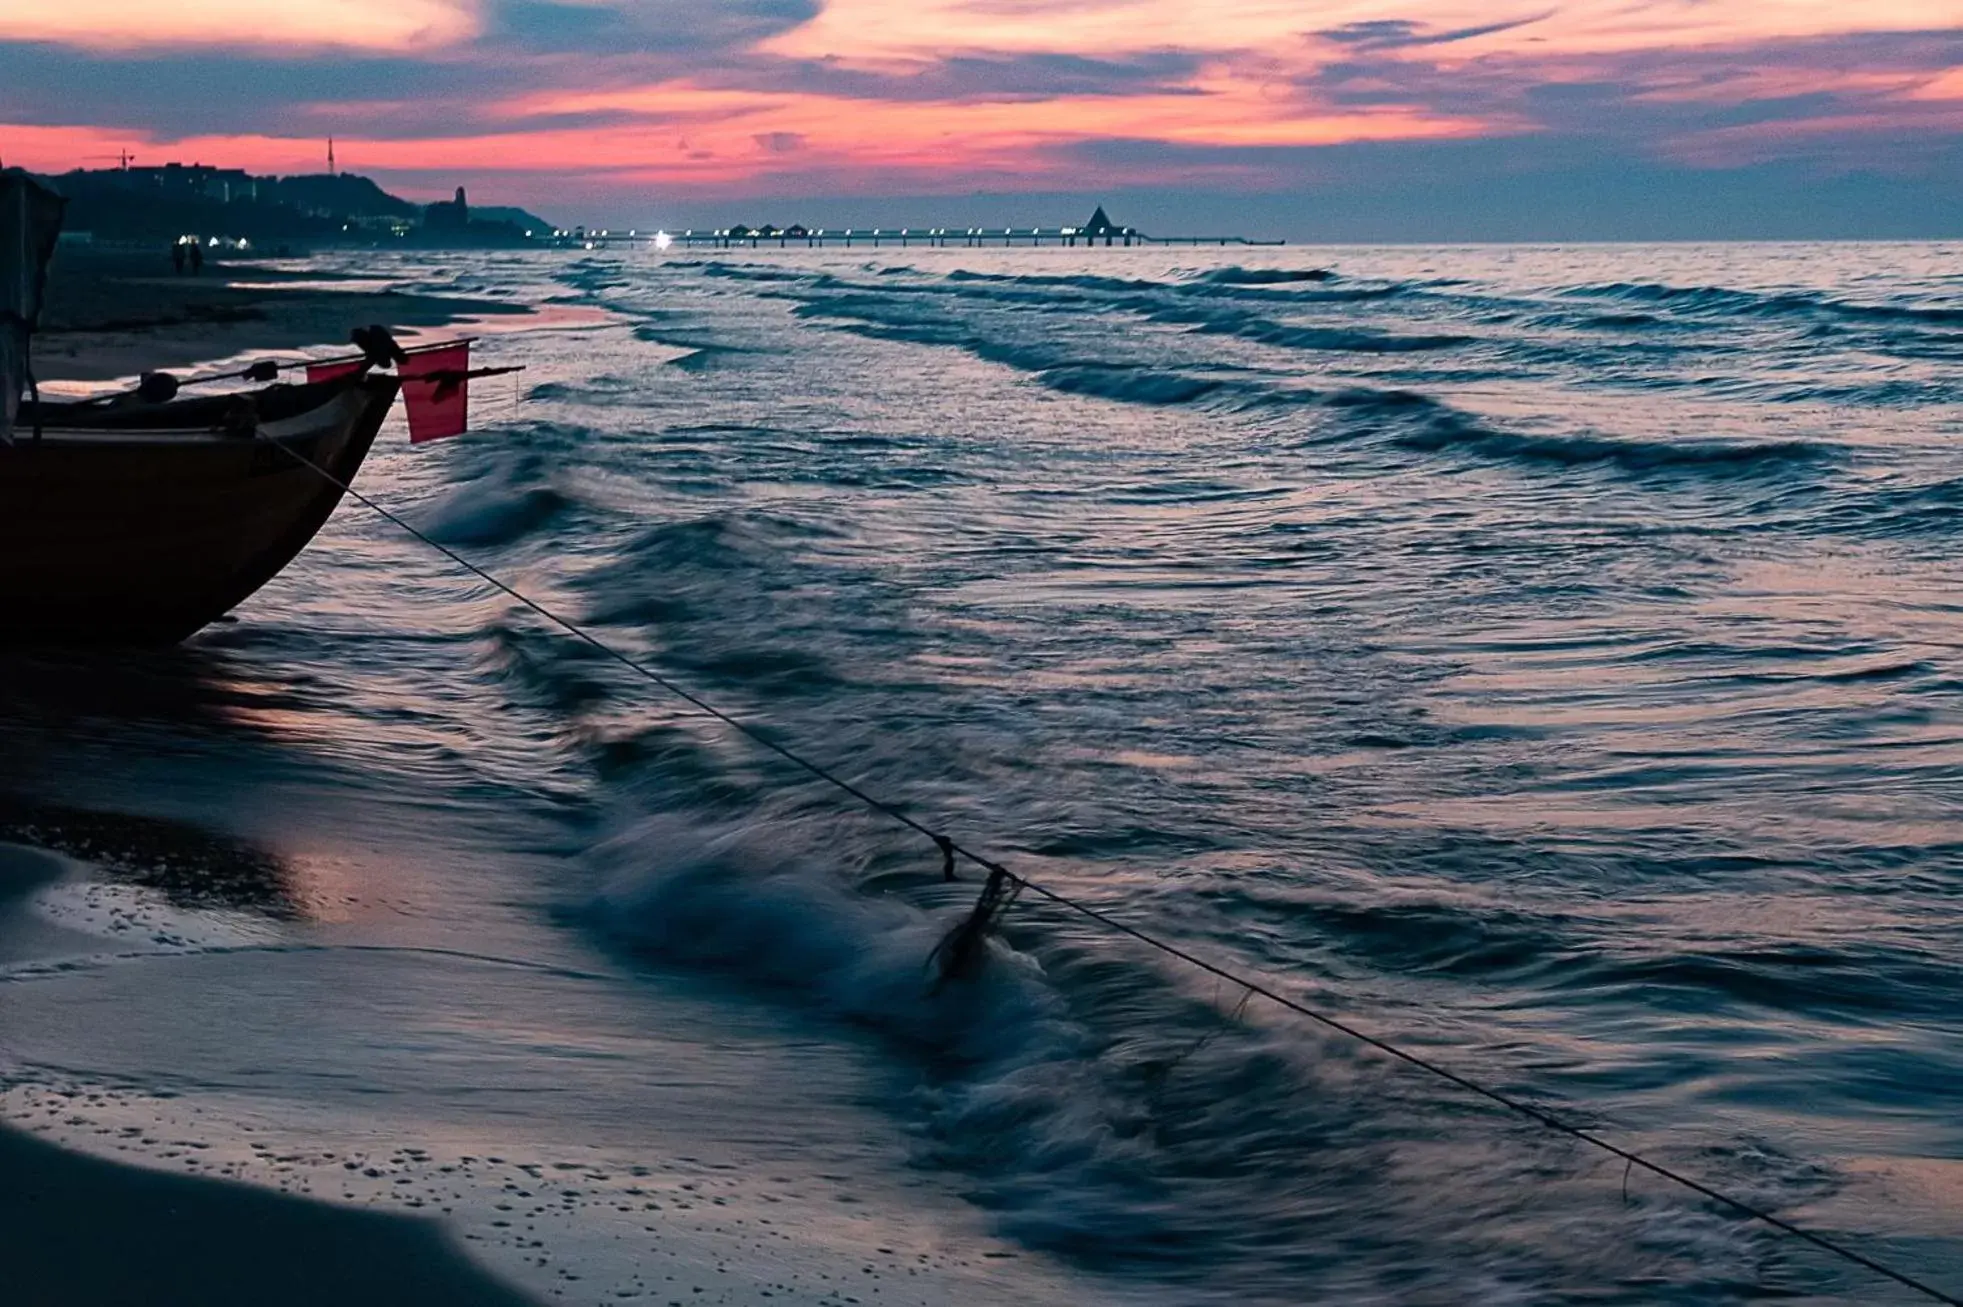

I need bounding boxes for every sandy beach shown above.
[0,842,543,1307]
[0,1119,540,1307]
[31,245,527,383]
[5,251,553,1306]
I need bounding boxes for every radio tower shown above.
[327,137,336,176]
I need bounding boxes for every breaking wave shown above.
[583,820,1774,1303]
[1197,267,1336,285]
[1036,363,1227,405]
[1566,281,1963,328]
[417,445,582,547]
[1392,415,1833,478]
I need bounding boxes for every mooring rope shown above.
[267,433,1960,1306]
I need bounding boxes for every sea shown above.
[2,241,1960,1306]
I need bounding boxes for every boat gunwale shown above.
[10,378,388,447]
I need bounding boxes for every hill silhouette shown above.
[41,165,553,248]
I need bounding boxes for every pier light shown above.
[654,230,672,250]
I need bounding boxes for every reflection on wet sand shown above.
[0,645,313,918]
[0,796,301,919]
[0,642,315,741]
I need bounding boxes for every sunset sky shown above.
[2,0,1959,237]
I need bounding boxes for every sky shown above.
[1,0,1960,238]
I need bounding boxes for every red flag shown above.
[306,359,365,386]
[400,342,471,443]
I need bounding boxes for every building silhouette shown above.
[424,186,470,232]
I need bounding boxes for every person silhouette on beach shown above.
[171,241,186,275]
[187,240,204,275]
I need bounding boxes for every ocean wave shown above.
[1036,363,1226,405]
[580,514,791,602]
[1875,331,1963,363]
[878,267,1415,309]
[1318,386,1438,413]
[525,375,647,406]
[944,269,1170,294]
[797,289,1469,362]
[784,293,1470,413]
[1822,475,1963,540]
[1197,267,1336,286]
[630,324,761,371]
[1570,312,1667,329]
[583,820,1762,1301]
[480,619,614,716]
[1236,891,1569,981]
[691,261,814,283]
[1191,283,1412,304]
[1769,378,1961,406]
[569,511,874,701]
[1567,280,1963,328]
[1583,944,1963,1021]
[417,449,578,548]
[1393,413,1832,478]
[1124,300,1470,353]
[781,306,1225,408]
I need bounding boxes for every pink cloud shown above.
[7,0,478,52]
[2,0,1958,201]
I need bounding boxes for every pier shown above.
[544,205,1283,251]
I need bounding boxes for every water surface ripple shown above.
[3,242,1960,1306]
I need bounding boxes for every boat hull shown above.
[0,377,399,645]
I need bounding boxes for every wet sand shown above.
[31,245,526,382]
[0,1124,540,1307]
[0,843,539,1307]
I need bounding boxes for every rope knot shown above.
[928,862,1023,987]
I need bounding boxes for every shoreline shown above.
[0,1121,541,1307]
[0,841,539,1307]
[30,245,529,383]
[0,835,1129,1307]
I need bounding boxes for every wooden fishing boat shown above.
[4,171,502,646]
[0,374,400,644]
